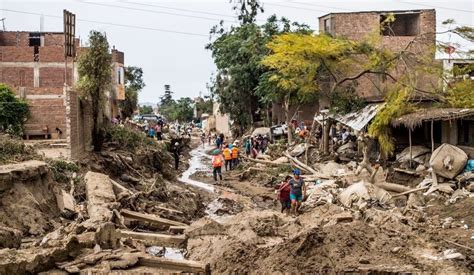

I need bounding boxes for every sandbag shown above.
[429,144,468,179]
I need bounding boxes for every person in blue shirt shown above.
[289,169,306,216]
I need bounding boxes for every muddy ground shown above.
[182,138,474,273]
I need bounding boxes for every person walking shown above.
[223,145,232,171]
[200,131,206,148]
[289,169,306,216]
[231,143,239,168]
[211,152,224,182]
[172,142,180,170]
[155,123,162,141]
[275,176,292,215]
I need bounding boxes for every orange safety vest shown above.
[223,148,232,160]
[212,155,223,167]
[231,147,239,158]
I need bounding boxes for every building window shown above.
[324,18,331,34]
[117,67,124,85]
[458,120,474,146]
[29,32,41,46]
[380,13,420,36]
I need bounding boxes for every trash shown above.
[429,144,468,179]
[422,249,465,261]
[442,217,453,229]
[465,159,474,172]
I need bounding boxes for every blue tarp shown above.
[465,160,474,172]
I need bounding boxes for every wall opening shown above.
[29,32,41,46]
[324,18,331,34]
[380,13,420,36]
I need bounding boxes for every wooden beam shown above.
[431,120,434,153]
[391,186,430,198]
[121,209,187,227]
[138,256,210,274]
[283,152,319,174]
[409,129,412,168]
[119,230,186,247]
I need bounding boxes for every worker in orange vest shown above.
[211,152,223,182]
[231,143,239,168]
[222,144,232,171]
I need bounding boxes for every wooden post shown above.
[431,120,434,152]
[409,129,412,168]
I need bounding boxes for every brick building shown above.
[318,9,437,102]
[0,31,75,138]
[0,31,125,141]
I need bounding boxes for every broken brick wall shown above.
[66,88,92,160]
[318,9,438,102]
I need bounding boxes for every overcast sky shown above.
[1,0,473,104]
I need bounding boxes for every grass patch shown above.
[0,135,38,164]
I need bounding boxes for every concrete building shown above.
[318,9,437,102]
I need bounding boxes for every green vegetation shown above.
[0,84,29,136]
[47,159,79,183]
[106,125,146,151]
[121,66,145,118]
[139,105,153,115]
[77,30,112,151]
[0,135,38,164]
[158,85,194,122]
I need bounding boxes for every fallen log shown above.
[121,209,187,227]
[391,186,430,198]
[283,152,318,174]
[375,182,411,193]
[119,230,186,247]
[138,255,210,274]
[242,156,289,167]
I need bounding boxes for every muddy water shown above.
[178,144,215,192]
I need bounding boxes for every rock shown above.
[84,172,117,223]
[290,143,306,157]
[416,165,427,172]
[442,217,453,229]
[334,212,353,223]
[359,257,370,264]
[55,189,76,218]
[391,247,402,253]
[95,222,121,249]
[430,144,468,179]
[0,226,21,248]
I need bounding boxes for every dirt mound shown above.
[0,161,60,237]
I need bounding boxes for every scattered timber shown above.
[119,230,186,247]
[120,209,187,227]
[138,256,210,274]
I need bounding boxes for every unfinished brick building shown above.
[0,31,75,139]
[318,9,437,102]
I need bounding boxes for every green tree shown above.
[120,66,145,118]
[77,30,112,151]
[139,105,153,114]
[160,85,174,106]
[158,84,176,120]
[195,95,213,116]
[0,84,29,136]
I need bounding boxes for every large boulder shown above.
[84,172,117,223]
[429,144,468,179]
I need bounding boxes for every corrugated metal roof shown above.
[314,104,382,131]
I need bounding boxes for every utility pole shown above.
[0,18,6,31]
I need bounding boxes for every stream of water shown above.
[178,144,215,192]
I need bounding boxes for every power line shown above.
[290,1,353,12]
[79,2,236,23]
[0,8,209,37]
[122,1,237,19]
[263,2,328,13]
[398,1,474,14]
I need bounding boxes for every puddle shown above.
[164,247,185,260]
[179,145,215,192]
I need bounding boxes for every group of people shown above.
[244,134,269,158]
[144,119,165,141]
[275,169,306,216]
[210,134,240,182]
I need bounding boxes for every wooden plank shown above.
[121,209,187,227]
[156,206,184,215]
[138,256,210,274]
[169,225,188,234]
[119,230,186,247]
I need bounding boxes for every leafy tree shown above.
[173,97,194,122]
[195,95,213,116]
[160,85,174,106]
[139,105,153,114]
[207,10,311,131]
[121,66,145,118]
[77,30,112,151]
[0,84,29,136]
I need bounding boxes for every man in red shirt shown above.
[275,175,292,215]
